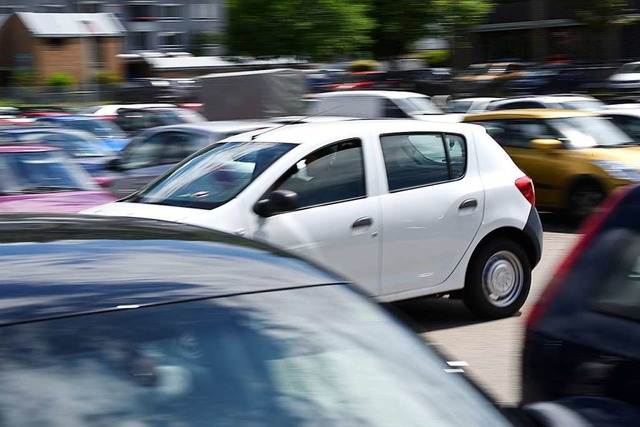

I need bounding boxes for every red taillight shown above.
[515,176,535,205]
[526,186,631,328]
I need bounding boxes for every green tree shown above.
[432,0,494,66]
[367,0,433,59]
[225,0,373,61]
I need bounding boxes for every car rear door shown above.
[246,138,382,295]
[377,131,484,296]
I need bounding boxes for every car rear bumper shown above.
[524,207,543,267]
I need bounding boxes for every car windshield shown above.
[0,150,95,194]
[16,132,106,158]
[67,119,127,139]
[559,100,605,112]
[133,141,295,209]
[549,116,634,148]
[0,285,512,427]
[395,97,443,115]
[450,100,473,113]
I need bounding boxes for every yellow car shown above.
[464,109,640,217]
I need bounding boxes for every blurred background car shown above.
[523,184,640,415]
[104,120,275,197]
[465,109,640,218]
[34,115,129,151]
[0,127,114,176]
[454,62,526,97]
[81,103,178,119]
[487,95,604,112]
[0,145,115,212]
[0,213,616,427]
[601,109,640,142]
[607,61,640,97]
[506,64,587,95]
[448,97,504,113]
[113,107,207,136]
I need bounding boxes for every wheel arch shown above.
[468,227,538,275]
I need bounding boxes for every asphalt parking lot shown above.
[393,214,580,405]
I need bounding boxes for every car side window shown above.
[608,115,640,140]
[474,120,555,149]
[273,139,366,209]
[384,99,408,118]
[380,133,467,192]
[121,132,167,170]
[160,132,205,165]
[495,101,544,110]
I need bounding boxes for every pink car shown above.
[0,145,116,213]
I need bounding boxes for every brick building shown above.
[0,12,125,85]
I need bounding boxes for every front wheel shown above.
[464,238,531,319]
[567,182,606,222]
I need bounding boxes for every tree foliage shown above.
[225,0,373,61]
[561,0,628,29]
[431,0,494,35]
[367,0,432,58]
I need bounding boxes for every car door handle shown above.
[352,217,373,228]
[459,199,478,210]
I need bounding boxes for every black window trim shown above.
[265,137,368,213]
[379,131,468,194]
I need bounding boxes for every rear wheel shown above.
[464,238,531,319]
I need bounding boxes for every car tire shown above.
[464,238,531,319]
[568,182,606,223]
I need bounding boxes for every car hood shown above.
[580,146,640,166]
[83,201,205,222]
[0,191,117,213]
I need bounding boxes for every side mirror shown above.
[253,189,299,218]
[531,139,563,150]
[106,157,123,171]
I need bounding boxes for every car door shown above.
[378,132,484,295]
[247,138,382,295]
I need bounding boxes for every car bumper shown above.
[524,207,543,267]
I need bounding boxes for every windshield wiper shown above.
[17,185,83,194]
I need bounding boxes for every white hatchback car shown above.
[84,120,543,318]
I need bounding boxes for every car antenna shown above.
[251,105,344,140]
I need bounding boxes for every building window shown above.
[159,32,184,48]
[131,32,152,51]
[191,2,219,20]
[127,4,156,21]
[46,38,66,48]
[40,5,66,13]
[76,1,103,13]
[159,4,182,20]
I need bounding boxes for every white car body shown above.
[86,104,177,117]
[487,95,604,112]
[84,120,542,314]
[450,97,503,114]
[309,90,465,122]
[607,61,640,94]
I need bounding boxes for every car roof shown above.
[152,120,276,134]
[0,145,58,153]
[0,214,343,326]
[601,109,640,118]
[314,90,428,99]
[234,119,481,145]
[491,95,596,105]
[465,109,596,121]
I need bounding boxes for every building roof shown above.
[16,12,125,38]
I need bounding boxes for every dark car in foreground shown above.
[0,214,625,426]
[524,185,640,415]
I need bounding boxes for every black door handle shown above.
[352,217,373,228]
[459,199,478,210]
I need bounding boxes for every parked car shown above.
[464,109,640,218]
[82,103,178,119]
[113,107,207,136]
[85,120,543,319]
[455,62,526,96]
[506,64,587,95]
[0,127,114,175]
[607,61,640,96]
[487,95,604,112]
[523,184,640,416]
[387,68,454,96]
[322,71,391,91]
[0,145,116,213]
[308,91,462,122]
[449,97,504,114]
[0,213,617,426]
[34,115,129,151]
[600,109,640,142]
[104,121,276,198]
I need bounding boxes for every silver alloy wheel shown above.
[481,250,524,308]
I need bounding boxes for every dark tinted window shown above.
[121,131,168,170]
[384,99,408,118]
[0,286,510,426]
[275,139,366,209]
[492,101,544,110]
[473,119,557,148]
[607,114,640,141]
[380,133,467,191]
